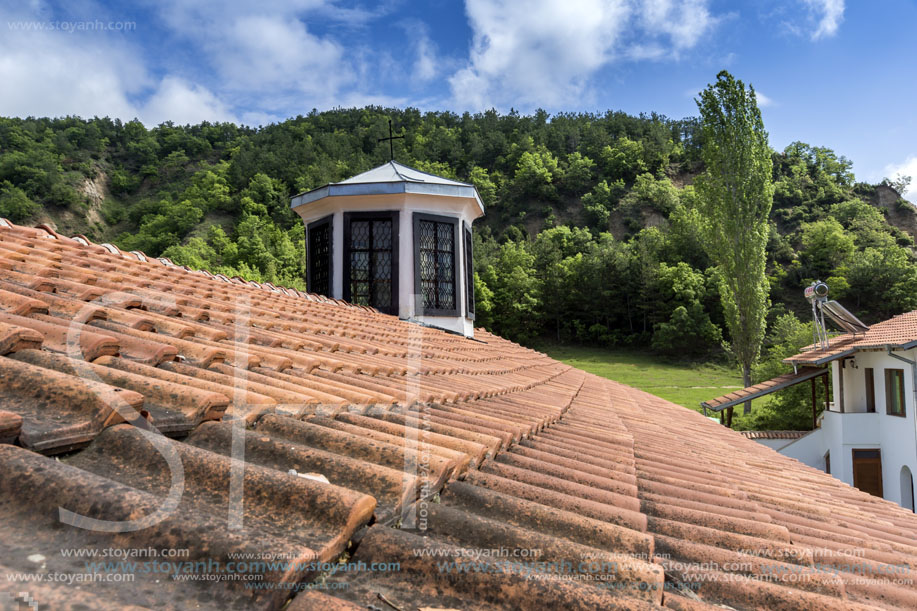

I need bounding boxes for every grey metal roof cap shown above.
[338,161,473,187]
[291,161,485,214]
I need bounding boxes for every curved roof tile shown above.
[0,220,916,610]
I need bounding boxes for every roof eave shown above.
[701,367,828,412]
[858,340,917,351]
[783,339,917,366]
[291,182,485,217]
[783,348,856,367]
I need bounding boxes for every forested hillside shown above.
[1,109,915,379]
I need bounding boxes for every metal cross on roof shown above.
[378,119,405,161]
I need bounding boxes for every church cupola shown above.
[290,161,484,337]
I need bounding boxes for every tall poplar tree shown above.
[695,71,774,427]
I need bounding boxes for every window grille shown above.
[414,214,458,316]
[307,216,332,297]
[344,212,398,314]
[464,223,475,318]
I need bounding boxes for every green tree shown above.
[798,218,855,280]
[830,198,897,249]
[846,245,917,319]
[562,152,596,194]
[582,179,625,230]
[0,181,39,221]
[747,313,827,430]
[472,272,495,329]
[479,240,542,343]
[600,137,647,182]
[513,147,561,201]
[650,262,722,356]
[532,226,593,339]
[665,189,710,270]
[618,173,680,232]
[468,166,498,208]
[695,71,775,426]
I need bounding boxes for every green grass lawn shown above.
[542,345,766,415]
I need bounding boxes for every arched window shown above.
[901,466,915,512]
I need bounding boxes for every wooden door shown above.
[852,449,883,497]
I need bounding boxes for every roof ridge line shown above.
[0,218,377,314]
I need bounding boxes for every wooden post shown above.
[811,377,817,430]
[838,360,845,413]
[823,372,830,414]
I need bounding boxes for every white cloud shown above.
[638,0,719,52]
[802,0,844,40]
[0,4,238,127]
[141,77,237,125]
[143,1,373,114]
[216,15,349,95]
[239,110,283,127]
[150,0,400,28]
[1,0,731,124]
[626,44,668,61]
[0,6,146,120]
[450,0,720,111]
[413,30,438,82]
[754,90,774,107]
[0,1,402,124]
[884,156,917,204]
[451,0,631,109]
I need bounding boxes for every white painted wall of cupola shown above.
[291,162,484,337]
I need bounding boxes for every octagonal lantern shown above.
[290,161,484,337]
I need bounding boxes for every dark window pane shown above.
[886,369,906,416]
[372,280,391,307]
[464,227,474,315]
[437,223,452,251]
[865,368,875,413]
[372,251,391,280]
[352,251,369,269]
[351,221,370,249]
[439,285,454,309]
[351,281,369,305]
[349,217,394,311]
[417,218,456,312]
[373,220,392,250]
[438,252,454,281]
[308,221,331,297]
[419,220,435,250]
[420,250,435,282]
[422,280,435,308]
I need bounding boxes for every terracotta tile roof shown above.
[2,219,917,610]
[786,310,917,365]
[701,367,827,412]
[740,430,811,440]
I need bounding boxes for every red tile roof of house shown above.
[786,310,917,365]
[740,430,811,440]
[2,219,917,610]
[701,367,827,412]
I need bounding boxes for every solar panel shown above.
[821,300,870,334]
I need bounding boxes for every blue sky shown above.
[1,1,915,198]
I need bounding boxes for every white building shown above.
[704,310,917,511]
[290,161,484,337]
[777,315,917,511]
